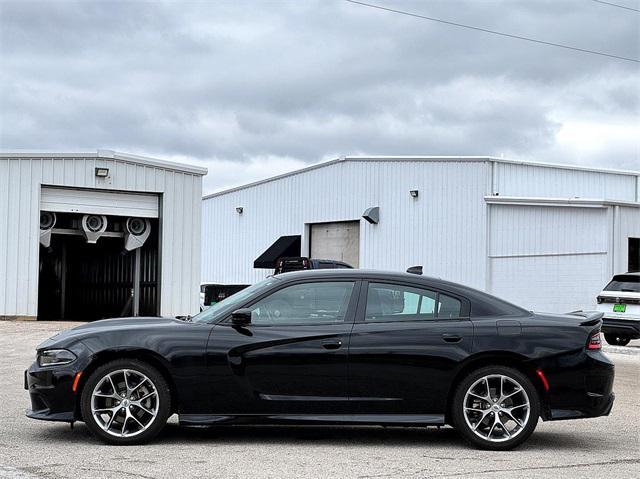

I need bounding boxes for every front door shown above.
[348,281,474,416]
[206,280,359,415]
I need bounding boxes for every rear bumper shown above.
[24,362,80,423]
[549,392,614,421]
[602,317,640,338]
[540,350,615,421]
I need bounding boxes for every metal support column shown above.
[132,248,141,316]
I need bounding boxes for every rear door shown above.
[207,279,360,415]
[348,280,474,415]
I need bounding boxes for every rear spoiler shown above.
[566,310,604,327]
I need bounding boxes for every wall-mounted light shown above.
[95,167,110,177]
[410,190,419,198]
[235,207,244,215]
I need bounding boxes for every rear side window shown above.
[605,275,640,293]
[365,283,463,321]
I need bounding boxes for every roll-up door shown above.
[489,204,609,312]
[41,186,159,218]
[310,221,360,268]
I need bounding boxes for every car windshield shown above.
[604,275,640,293]
[191,278,279,323]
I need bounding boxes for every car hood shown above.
[37,316,186,350]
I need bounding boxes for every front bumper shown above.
[540,350,615,421]
[601,317,640,339]
[25,361,81,422]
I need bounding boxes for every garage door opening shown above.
[310,221,360,268]
[37,213,159,321]
[630,238,640,273]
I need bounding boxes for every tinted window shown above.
[192,278,278,323]
[605,275,640,293]
[365,283,462,321]
[250,282,354,325]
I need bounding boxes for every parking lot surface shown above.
[1,321,638,479]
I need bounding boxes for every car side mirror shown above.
[231,308,252,326]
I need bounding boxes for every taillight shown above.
[587,330,602,350]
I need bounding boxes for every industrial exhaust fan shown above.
[39,212,151,251]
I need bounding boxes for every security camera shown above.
[39,211,57,247]
[81,214,108,243]
[124,217,151,251]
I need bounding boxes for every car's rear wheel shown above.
[80,359,171,445]
[604,334,631,346]
[452,366,540,450]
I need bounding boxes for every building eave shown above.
[0,150,208,176]
[204,155,639,200]
[484,196,640,208]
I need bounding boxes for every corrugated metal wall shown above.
[494,162,637,201]
[202,159,490,289]
[0,154,203,318]
[202,157,639,313]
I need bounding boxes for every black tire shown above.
[451,365,540,451]
[80,359,172,445]
[604,334,631,346]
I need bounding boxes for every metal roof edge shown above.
[203,157,347,199]
[484,195,640,208]
[0,150,208,176]
[203,155,639,200]
[345,156,639,177]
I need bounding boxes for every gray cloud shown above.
[1,0,638,193]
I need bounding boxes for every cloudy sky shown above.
[1,0,638,194]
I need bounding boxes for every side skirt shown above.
[179,414,446,427]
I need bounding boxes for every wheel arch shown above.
[445,351,547,423]
[74,348,179,420]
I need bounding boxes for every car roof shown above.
[274,268,426,279]
[273,268,465,291]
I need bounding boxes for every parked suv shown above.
[596,272,640,346]
[274,257,353,275]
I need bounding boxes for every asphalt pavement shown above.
[1,321,638,479]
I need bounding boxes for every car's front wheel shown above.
[80,359,172,445]
[604,334,631,346]
[452,366,540,450]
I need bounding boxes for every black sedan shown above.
[25,270,614,450]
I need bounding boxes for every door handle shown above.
[442,334,462,343]
[321,340,342,350]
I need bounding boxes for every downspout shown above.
[485,160,496,292]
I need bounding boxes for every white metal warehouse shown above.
[0,150,206,320]
[202,156,640,313]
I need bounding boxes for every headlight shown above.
[38,349,77,367]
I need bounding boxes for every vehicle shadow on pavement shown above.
[157,423,593,451]
[28,422,592,452]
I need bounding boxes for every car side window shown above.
[365,283,462,321]
[249,281,355,325]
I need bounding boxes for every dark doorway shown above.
[629,238,640,273]
[37,217,159,321]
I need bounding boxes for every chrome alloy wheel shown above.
[462,374,530,443]
[90,369,159,438]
